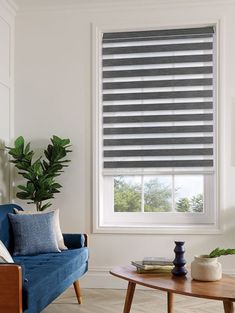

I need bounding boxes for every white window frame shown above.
[92,21,220,234]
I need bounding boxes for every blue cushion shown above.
[14,248,89,313]
[8,212,60,256]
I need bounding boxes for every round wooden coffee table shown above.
[110,265,235,313]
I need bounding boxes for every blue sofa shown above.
[0,204,89,313]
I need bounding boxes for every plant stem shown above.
[36,201,41,211]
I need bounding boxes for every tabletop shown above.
[110,265,235,302]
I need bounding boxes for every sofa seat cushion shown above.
[13,248,89,313]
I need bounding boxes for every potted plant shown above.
[7,135,71,211]
[191,248,235,281]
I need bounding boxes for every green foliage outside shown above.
[144,178,171,212]
[7,135,71,211]
[114,176,141,212]
[176,194,203,213]
[114,177,172,212]
[191,194,203,212]
[176,197,190,212]
[114,176,203,213]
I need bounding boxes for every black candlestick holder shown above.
[171,241,188,277]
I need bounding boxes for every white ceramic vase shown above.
[191,255,222,282]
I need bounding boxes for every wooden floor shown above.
[42,287,225,313]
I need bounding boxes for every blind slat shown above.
[103,101,213,112]
[103,90,212,101]
[104,137,213,146]
[103,42,212,55]
[103,54,213,67]
[104,160,213,168]
[103,66,213,78]
[103,114,213,124]
[103,78,212,90]
[103,26,214,42]
[103,34,213,43]
[103,125,213,135]
[104,148,213,157]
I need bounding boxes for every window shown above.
[113,175,204,213]
[94,25,218,233]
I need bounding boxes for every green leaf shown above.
[51,135,70,148]
[22,172,36,181]
[61,138,70,146]
[15,136,24,149]
[44,148,50,160]
[15,163,28,170]
[51,183,62,189]
[17,185,28,191]
[42,160,49,170]
[24,142,31,154]
[32,159,43,174]
[26,182,35,194]
[209,247,235,258]
[40,202,52,211]
[51,135,61,145]
[16,191,31,200]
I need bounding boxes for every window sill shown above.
[93,224,222,235]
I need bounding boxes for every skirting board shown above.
[80,267,235,289]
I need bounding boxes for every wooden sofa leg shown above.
[73,280,83,304]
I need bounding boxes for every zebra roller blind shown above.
[102,26,215,170]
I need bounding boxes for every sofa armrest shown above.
[0,264,23,313]
[63,233,88,249]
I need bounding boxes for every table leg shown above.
[167,292,174,313]
[123,281,136,313]
[223,301,234,313]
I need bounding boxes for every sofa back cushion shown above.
[8,211,61,256]
[14,208,67,250]
[0,204,23,253]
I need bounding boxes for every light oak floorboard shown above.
[42,288,224,313]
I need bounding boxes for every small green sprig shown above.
[209,247,235,258]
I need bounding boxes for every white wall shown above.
[0,0,15,204]
[14,0,235,287]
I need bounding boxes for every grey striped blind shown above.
[102,26,215,170]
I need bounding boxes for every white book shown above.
[131,261,174,271]
[143,257,173,265]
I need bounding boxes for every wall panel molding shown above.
[15,0,235,14]
[0,0,17,16]
[0,0,15,203]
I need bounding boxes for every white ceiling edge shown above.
[11,0,235,13]
[0,0,18,15]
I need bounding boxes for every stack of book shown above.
[131,257,174,274]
